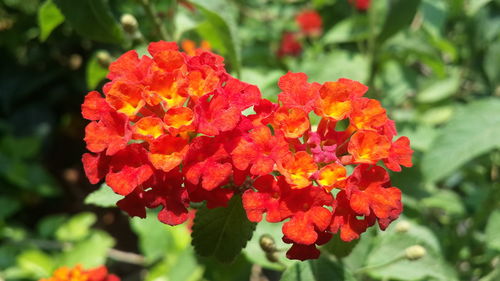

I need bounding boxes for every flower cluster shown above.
[82,41,412,261]
[40,265,119,281]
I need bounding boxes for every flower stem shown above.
[139,0,170,41]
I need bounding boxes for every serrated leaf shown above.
[84,184,121,207]
[422,98,500,182]
[280,256,356,281]
[85,53,109,90]
[38,0,65,42]
[55,212,96,242]
[191,0,240,75]
[485,209,500,251]
[53,0,123,44]
[191,196,256,263]
[378,0,422,44]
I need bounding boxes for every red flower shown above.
[295,10,323,37]
[349,0,371,11]
[277,32,302,58]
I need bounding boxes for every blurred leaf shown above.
[421,190,466,218]
[130,212,173,264]
[422,98,500,182]
[192,196,256,263]
[399,125,437,152]
[466,0,493,16]
[146,248,204,281]
[280,256,356,281]
[342,230,376,271]
[60,231,114,268]
[480,267,500,281]
[323,15,370,44]
[53,0,123,44]
[86,53,108,90]
[484,40,500,87]
[420,0,447,37]
[37,214,68,239]
[56,212,96,242]
[365,231,457,281]
[84,184,121,208]
[0,197,20,220]
[38,0,65,42]
[418,105,454,125]
[243,220,295,270]
[378,0,422,44]
[485,209,500,251]
[16,250,54,279]
[192,0,240,75]
[0,136,41,159]
[294,51,369,83]
[417,69,460,103]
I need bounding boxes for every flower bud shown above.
[121,14,138,34]
[96,50,112,68]
[405,245,426,260]
[395,221,411,233]
[259,234,277,253]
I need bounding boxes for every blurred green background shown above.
[0,0,499,280]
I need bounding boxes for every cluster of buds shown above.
[40,265,119,281]
[82,41,412,261]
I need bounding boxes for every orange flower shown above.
[348,131,391,164]
[277,151,318,189]
[317,163,347,192]
[40,265,120,281]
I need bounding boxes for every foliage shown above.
[1,0,499,280]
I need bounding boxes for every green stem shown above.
[354,254,406,276]
[139,0,170,41]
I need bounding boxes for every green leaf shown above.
[85,53,109,90]
[422,98,500,182]
[421,189,466,218]
[53,0,123,44]
[55,212,96,242]
[0,196,20,220]
[365,231,456,281]
[37,214,68,239]
[466,0,493,16]
[16,250,55,279]
[323,234,360,259]
[84,184,121,207]
[191,196,256,263]
[485,209,500,251]
[280,256,356,281]
[59,231,115,268]
[130,212,174,263]
[146,248,204,281]
[192,0,240,75]
[378,0,422,44]
[322,15,370,44]
[484,40,500,87]
[38,0,65,42]
[416,69,460,103]
[293,51,369,84]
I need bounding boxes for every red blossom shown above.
[295,10,323,37]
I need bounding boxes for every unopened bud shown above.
[96,50,112,68]
[395,221,411,233]
[405,245,426,260]
[259,234,277,253]
[121,14,138,34]
[68,54,82,70]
